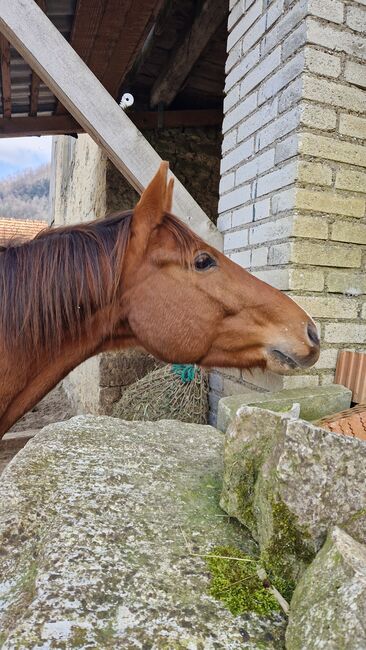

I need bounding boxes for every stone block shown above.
[331,221,366,245]
[325,322,366,343]
[308,0,344,23]
[291,240,362,268]
[288,268,325,292]
[0,416,283,647]
[335,168,366,193]
[299,101,337,131]
[327,270,366,295]
[252,268,289,289]
[346,4,366,32]
[304,46,341,76]
[297,161,333,187]
[307,17,366,61]
[286,528,366,650]
[303,75,366,113]
[220,408,366,588]
[217,384,352,432]
[339,114,366,139]
[292,214,328,239]
[295,188,365,218]
[345,60,366,89]
[300,133,366,168]
[292,295,358,319]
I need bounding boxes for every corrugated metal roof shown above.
[0,0,76,117]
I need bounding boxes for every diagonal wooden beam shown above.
[150,0,228,108]
[0,34,11,117]
[0,0,221,248]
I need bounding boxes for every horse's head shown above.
[123,162,320,374]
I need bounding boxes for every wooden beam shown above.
[0,110,222,137]
[0,0,222,249]
[150,0,228,108]
[0,34,11,117]
[0,115,83,137]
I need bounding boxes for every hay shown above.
[112,364,209,424]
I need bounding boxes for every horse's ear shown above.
[164,177,174,214]
[133,162,170,240]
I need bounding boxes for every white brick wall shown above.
[211,0,366,419]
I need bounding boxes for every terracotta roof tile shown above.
[0,218,48,244]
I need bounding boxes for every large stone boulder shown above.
[286,527,366,650]
[220,407,366,591]
[217,384,352,432]
[0,416,286,649]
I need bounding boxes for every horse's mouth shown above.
[266,346,319,373]
[270,349,299,370]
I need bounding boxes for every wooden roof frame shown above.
[0,0,222,249]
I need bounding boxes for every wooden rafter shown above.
[0,109,222,137]
[0,0,222,249]
[150,0,228,108]
[0,34,11,117]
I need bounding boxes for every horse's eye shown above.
[194,253,217,271]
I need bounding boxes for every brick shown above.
[237,99,278,142]
[252,268,289,289]
[331,222,366,244]
[292,214,328,239]
[275,133,298,163]
[271,187,296,213]
[219,172,235,194]
[299,133,366,168]
[295,188,366,218]
[226,41,242,74]
[253,197,270,220]
[299,102,337,131]
[221,138,254,173]
[292,295,358,319]
[249,216,292,245]
[224,85,240,113]
[289,268,325,291]
[217,213,232,232]
[228,0,245,31]
[222,92,257,133]
[256,106,300,150]
[232,204,253,226]
[297,161,333,186]
[242,15,267,54]
[291,241,362,267]
[230,250,251,267]
[258,51,304,104]
[218,183,251,211]
[224,229,249,251]
[303,75,366,113]
[236,148,275,184]
[267,0,285,28]
[222,129,237,154]
[240,47,282,98]
[308,0,344,24]
[225,46,260,92]
[346,5,366,32]
[304,47,341,78]
[282,22,307,60]
[278,77,302,112]
[339,114,366,139]
[335,168,366,194]
[255,161,296,196]
[320,374,336,386]
[328,270,366,295]
[209,371,223,393]
[268,242,291,264]
[325,323,366,343]
[307,17,366,61]
[344,61,366,90]
[282,375,320,389]
[362,303,366,319]
[261,0,307,55]
[251,245,269,267]
[315,348,339,369]
[227,1,262,50]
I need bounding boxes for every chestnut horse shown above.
[0,162,319,438]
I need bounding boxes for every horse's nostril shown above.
[307,321,320,347]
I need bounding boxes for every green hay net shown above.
[112,364,209,424]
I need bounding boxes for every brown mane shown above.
[0,210,201,356]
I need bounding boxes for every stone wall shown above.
[212,0,366,417]
[51,126,221,414]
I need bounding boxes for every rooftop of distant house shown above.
[0,218,48,244]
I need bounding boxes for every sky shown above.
[0,136,52,180]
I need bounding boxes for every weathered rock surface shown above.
[220,407,366,587]
[0,416,286,649]
[217,384,352,432]
[286,527,366,650]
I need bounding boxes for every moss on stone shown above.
[206,546,280,616]
[261,500,316,602]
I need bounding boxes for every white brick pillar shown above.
[212,0,366,417]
